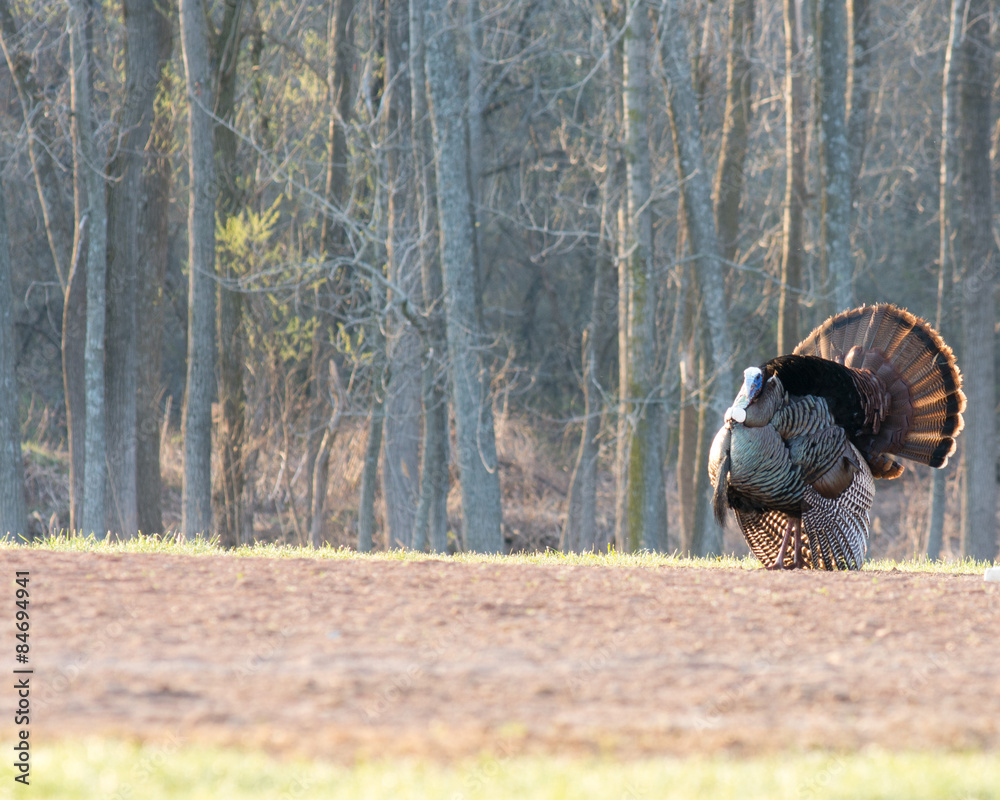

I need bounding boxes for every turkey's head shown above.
[724,367,782,427]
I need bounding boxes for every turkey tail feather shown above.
[794,304,965,474]
[712,450,732,526]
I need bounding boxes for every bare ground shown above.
[6,550,999,762]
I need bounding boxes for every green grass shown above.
[1,530,991,574]
[9,739,997,800]
[861,555,991,574]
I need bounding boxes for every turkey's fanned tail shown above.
[792,303,966,477]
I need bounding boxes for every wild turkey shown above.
[708,304,965,570]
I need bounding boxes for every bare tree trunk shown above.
[412,370,450,552]
[690,348,715,554]
[777,0,806,353]
[357,396,386,553]
[412,348,450,553]
[606,21,627,554]
[358,276,387,554]
[215,280,246,548]
[104,0,166,540]
[309,434,334,547]
[303,335,325,537]
[466,0,484,281]
[660,0,733,555]
[67,59,89,536]
[69,0,108,538]
[425,0,503,553]
[308,0,357,535]
[383,0,422,549]
[63,237,87,532]
[213,0,249,548]
[620,0,666,553]
[322,0,355,250]
[383,376,422,552]
[614,202,630,553]
[382,271,422,549]
[309,425,333,547]
[180,0,218,537]
[676,275,697,553]
[570,68,627,556]
[0,2,81,532]
[698,0,754,556]
[664,45,715,558]
[847,0,872,198]
[308,73,355,551]
[0,180,27,540]
[817,0,852,310]
[310,361,344,547]
[927,0,966,560]
[713,0,754,263]
[659,2,733,421]
[926,469,948,560]
[135,15,174,537]
[565,142,617,553]
[958,0,996,562]
[562,264,603,553]
[411,347,450,551]
[408,0,450,552]
[603,20,630,552]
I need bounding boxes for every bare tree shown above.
[105,0,170,539]
[309,360,344,548]
[617,0,666,553]
[408,0,449,553]
[562,263,604,552]
[357,352,386,553]
[817,0,852,310]
[697,0,754,557]
[135,9,174,537]
[676,275,698,553]
[927,0,966,560]
[777,0,806,353]
[713,0,754,263]
[309,0,358,546]
[358,248,387,553]
[564,5,620,554]
[383,0,422,549]
[957,0,996,562]
[69,0,108,538]
[180,0,218,537]
[659,0,733,555]
[425,0,503,552]
[0,180,27,540]
[0,2,81,531]
[847,0,872,198]
[465,0,484,273]
[63,247,86,532]
[213,0,250,547]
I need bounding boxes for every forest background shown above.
[0,0,995,562]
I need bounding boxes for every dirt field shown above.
[6,549,999,762]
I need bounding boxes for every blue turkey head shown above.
[725,367,764,424]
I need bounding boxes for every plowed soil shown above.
[6,549,999,762]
